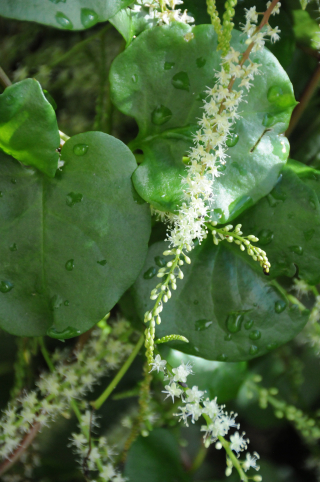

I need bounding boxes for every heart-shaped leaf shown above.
[0,0,132,30]
[237,160,320,284]
[110,23,296,224]
[132,240,309,362]
[0,79,60,178]
[0,132,151,338]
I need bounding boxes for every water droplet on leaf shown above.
[217,354,228,361]
[304,229,315,241]
[172,71,190,91]
[80,8,98,28]
[5,95,14,105]
[258,229,274,246]
[97,260,107,266]
[249,330,261,340]
[195,319,213,331]
[266,342,278,351]
[132,74,138,83]
[226,313,244,333]
[244,319,254,330]
[143,267,157,279]
[224,334,232,341]
[49,294,63,310]
[0,281,14,293]
[9,243,17,251]
[73,144,88,156]
[55,11,73,29]
[196,57,206,68]
[249,345,259,355]
[66,192,83,207]
[47,325,81,339]
[309,198,317,210]
[151,105,172,126]
[64,300,69,306]
[231,161,247,176]
[164,61,175,70]
[226,133,239,148]
[290,245,303,255]
[11,179,17,184]
[65,259,74,271]
[155,256,166,267]
[193,300,199,305]
[275,300,287,313]
[196,92,206,102]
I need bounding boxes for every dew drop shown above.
[275,300,287,313]
[66,192,83,207]
[132,74,138,83]
[9,243,17,252]
[193,300,199,305]
[289,245,303,255]
[218,164,227,173]
[47,325,81,339]
[224,334,232,341]
[217,354,228,361]
[97,260,107,266]
[151,105,172,126]
[55,11,73,29]
[65,259,74,271]
[11,178,17,184]
[309,198,317,210]
[213,208,223,220]
[49,294,63,310]
[304,229,315,241]
[226,133,239,148]
[143,267,157,279]
[5,95,14,105]
[0,281,14,293]
[171,71,190,91]
[80,8,98,28]
[267,86,283,104]
[0,192,3,197]
[196,57,206,68]
[249,330,261,340]
[195,319,213,331]
[49,0,66,3]
[226,313,244,333]
[164,61,175,70]
[258,229,274,246]
[266,342,278,351]
[231,161,247,176]
[64,300,69,306]
[155,256,166,267]
[73,144,88,156]
[184,32,194,42]
[249,345,259,355]
[244,319,254,330]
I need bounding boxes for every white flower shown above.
[100,463,116,480]
[243,452,260,472]
[162,382,183,402]
[229,432,248,453]
[149,354,167,373]
[185,402,203,422]
[172,362,193,383]
[202,398,221,419]
[185,386,205,403]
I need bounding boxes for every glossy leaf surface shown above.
[0,133,151,338]
[0,79,60,178]
[0,0,132,30]
[110,24,296,224]
[238,160,320,284]
[125,429,191,482]
[132,240,308,361]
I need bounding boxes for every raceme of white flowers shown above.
[0,320,133,468]
[150,354,261,478]
[132,0,194,25]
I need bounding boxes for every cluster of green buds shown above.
[144,246,191,364]
[207,222,271,274]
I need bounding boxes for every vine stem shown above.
[286,63,320,137]
[91,333,144,410]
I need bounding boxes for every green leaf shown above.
[0,0,132,30]
[237,160,320,284]
[0,79,60,178]
[132,240,309,362]
[164,348,247,403]
[110,24,296,223]
[110,7,157,47]
[124,428,191,482]
[293,9,320,50]
[0,132,151,338]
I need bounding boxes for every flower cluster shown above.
[209,222,271,273]
[70,411,126,482]
[150,354,261,478]
[132,0,194,25]
[0,320,133,463]
[158,3,282,252]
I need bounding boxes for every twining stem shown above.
[188,444,208,473]
[286,63,320,137]
[91,334,145,410]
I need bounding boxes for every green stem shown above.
[39,337,55,373]
[218,435,248,482]
[271,280,307,311]
[188,444,208,474]
[91,334,144,410]
[49,24,112,68]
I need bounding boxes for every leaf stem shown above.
[91,333,144,410]
[38,337,55,373]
